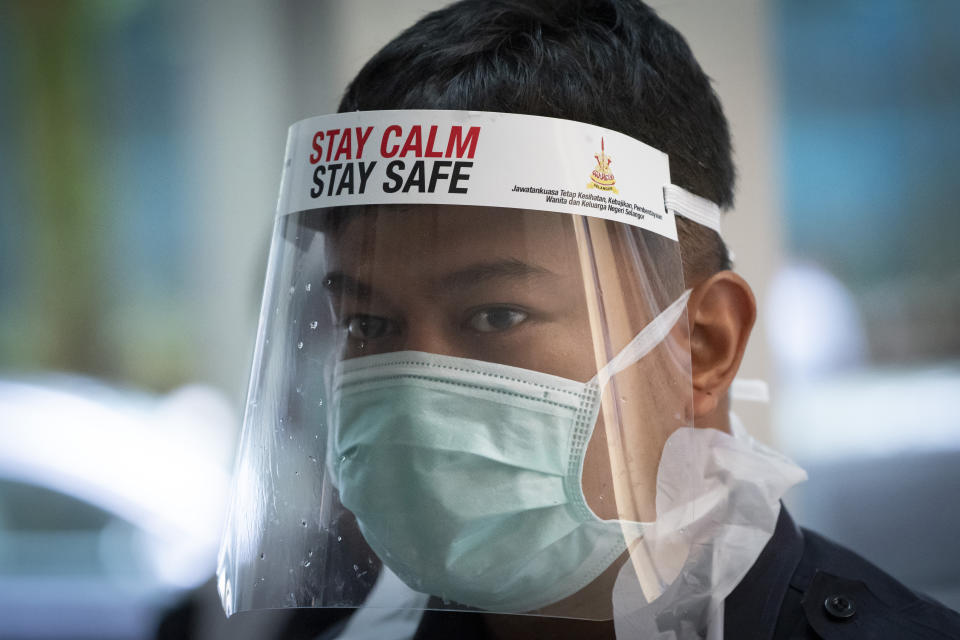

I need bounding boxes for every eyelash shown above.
[343,314,397,341]
[465,307,529,333]
[341,306,530,341]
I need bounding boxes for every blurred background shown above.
[0,0,957,637]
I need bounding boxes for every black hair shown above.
[338,0,733,281]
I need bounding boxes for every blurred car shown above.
[0,376,237,640]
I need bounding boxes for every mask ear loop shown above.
[573,289,694,609]
[665,184,770,414]
[592,289,692,391]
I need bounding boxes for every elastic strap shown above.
[730,378,770,403]
[663,184,722,236]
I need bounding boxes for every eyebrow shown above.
[436,259,555,290]
[322,271,371,299]
[323,259,555,299]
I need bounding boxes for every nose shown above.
[399,321,465,358]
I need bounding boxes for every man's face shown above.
[322,204,684,522]
[324,205,596,379]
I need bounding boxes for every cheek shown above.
[459,330,595,382]
[580,355,679,523]
[461,300,598,381]
[581,415,619,520]
[581,402,663,523]
[518,325,598,382]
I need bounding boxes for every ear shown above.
[686,271,756,418]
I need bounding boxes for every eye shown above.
[344,314,394,340]
[467,307,529,333]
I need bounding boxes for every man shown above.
[210,1,960,638]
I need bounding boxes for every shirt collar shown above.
[724,505,805,640]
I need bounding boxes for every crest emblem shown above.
[587,137,618,193]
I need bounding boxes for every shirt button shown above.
[824,594,857,620]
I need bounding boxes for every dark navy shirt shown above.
[409,507,960,639]
[157,508,960,639]
[725,508,960,639]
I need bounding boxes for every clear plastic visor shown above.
[218,203,693,620]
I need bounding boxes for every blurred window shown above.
[774,0,960,364]
[0,480,111,531]
[0,3,192,388]
[772,1,960,609]
[0,479,142,578]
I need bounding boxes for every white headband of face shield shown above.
[276,110,723,241]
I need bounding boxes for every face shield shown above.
[218,111,804,633]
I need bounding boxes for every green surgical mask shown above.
[329,291,691,613]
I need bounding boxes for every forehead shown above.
[326,204,580,275]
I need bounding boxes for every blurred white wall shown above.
[179,0,453,403]
[654,1,783,444]
[179,2,301,401]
